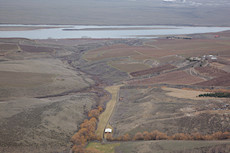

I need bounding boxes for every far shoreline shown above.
[1,23,230,28]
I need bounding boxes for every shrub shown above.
[143,131,151,140]
[88,109,100,119]
[133,132,144,140]
[122,133,131,141]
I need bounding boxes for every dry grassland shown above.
[109,62,150,73]
[162,87,217,100]
[130,64,176,77]
[1,32,230,153]
[84,39,230,68]
[0,38,99,153]
[129,70,204,85]
[195,65,228,78]
[85,48,139,61]
[87,142,120,153]
[0,44,19,51]
[195,73,230,86]
[142,39,230,57]
[110,86,230,137]
[0,71,53,87]
[0,59,91,101]
[115,140,230,153]
[19,45,54,53]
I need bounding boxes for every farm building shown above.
[203,55,217,61]
[189,57,202,61]
[105,128,112,133]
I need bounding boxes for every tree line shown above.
[71,106,103,153]
[106,130,230,141]
[199,92,230,98]
[70,105,230,153]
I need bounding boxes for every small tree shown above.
[98,106,103,113]
[172,133,190,140]
[122,133,131,141]
[133,132,144,140]
[191,132,205,140]
[143,131,151,140]
[106,133,113,141]
[72,144,86,153]
[149,130,158,140]
[88,109,100,119]
[155,131,168,140]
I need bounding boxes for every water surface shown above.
[0,25,230,39]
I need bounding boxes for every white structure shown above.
[105,128,112,133]
[189,57,201,61]
[211,56,217,60]
[203,55,217,61]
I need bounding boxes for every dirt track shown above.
[96,85,121,139]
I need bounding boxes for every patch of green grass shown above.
[87,142,120,153]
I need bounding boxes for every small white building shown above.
[189,57,201,61]
[203,55,217,61]
[211,56,217,60]
[105,128,112,133]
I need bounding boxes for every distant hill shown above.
[0,0,230,26]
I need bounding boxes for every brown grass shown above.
[130,64,176,77]
[109,62,151,73]
[195,65,228,78]
[110,86,230,138]
[142,39,230,57]
[85,49,140,61]
[0,44,18,51]
[84,39,230,63]
[19,45,54,53]
[115,140,230,153]
[195,73,230,86]
[129,70,204,85]
[0,71,54,87]
[162,87,218,100]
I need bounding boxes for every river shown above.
[0,25,230,39]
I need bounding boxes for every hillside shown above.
[0,0,230,26]
[0,31,230,153]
